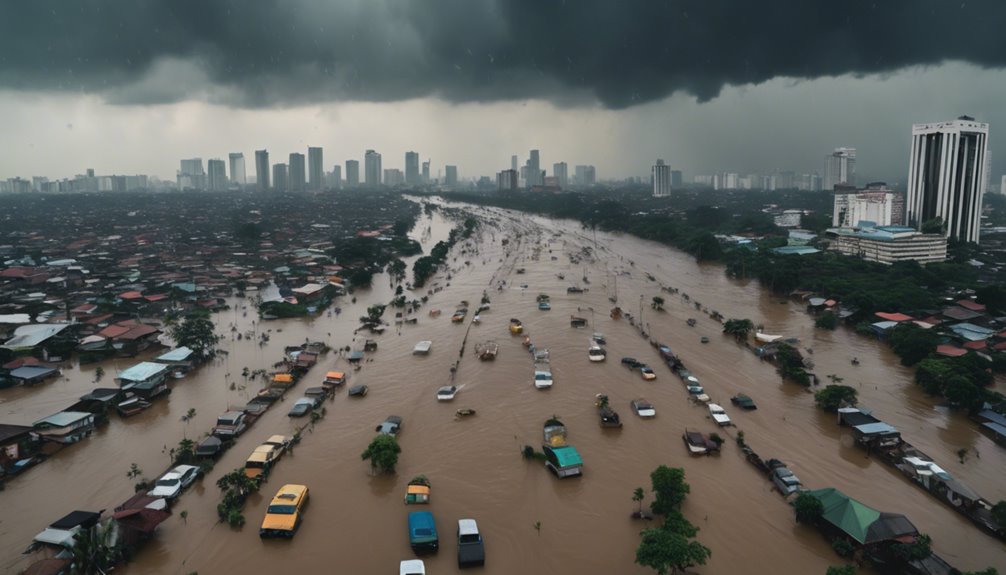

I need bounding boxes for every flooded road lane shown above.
[2,203,1004,574]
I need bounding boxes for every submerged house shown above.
[32,412,96,444]
[802,487,918,549]
[154,346,196,371]
[838,407,902,450]
[116,362,169,400]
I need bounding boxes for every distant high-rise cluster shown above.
[445,165,458,189]
[207,159,227,191]
[907,116,989,243]
[345,160,360,186]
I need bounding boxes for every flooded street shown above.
[2,202,1004,574]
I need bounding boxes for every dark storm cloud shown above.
[2,0,1005,108]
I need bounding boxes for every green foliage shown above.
[649,465,690,516]
[992,501,1006,528]
[651,296,665,310]
[635,526,711,575]
[826,566,856,575]
[794,493,824,524]
[259,301,308,318]
[633,487,645,512]
[170,312,220,358]
[814,385,858,412]
[723,318,754,341]
[921,217,944,234]
[955,568,999,575]
[976,284,1006,314]
[893,533,932,561]
[915,356,994,412]
[776,344,811,386]
[815,312,838,330]
[234,221,262,242]
[801,214,831,234]
[392,219,412,236]
[172,438,197,465]
[347,267,374,288]
[361,434,401,474]
[831,538,855,558]
[888,322,939,366]
[69,521,120,575]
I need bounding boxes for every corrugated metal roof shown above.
[118,362,168,382]
[156,347,194,362]
[1,324,69,350]
[33,411,93,427]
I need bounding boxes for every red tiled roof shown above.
[98,325,130,338]
[936,344,968,357]
[117,324,159,341]
[118,291,143,300]
[993,341,1006,351]
[963,340,988,350]
[84,313,115,326]
[143,294,168,302]
[956,299,986,312]
[875,312,914,322]
[2,356,42,370]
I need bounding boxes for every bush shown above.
[814,385,858,412]
[815,312,838,330]
[794,493,824,524]
[831,538,855,558]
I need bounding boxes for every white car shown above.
[631,398,656,418]
[400,560,426,575]
[708,403,732,426]
[587,345,606,362]
[534,368,553,389]
[436,385,458,401]
[147,464,201,499]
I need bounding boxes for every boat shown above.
[509,318,524,335]
[428,309,442,318]
[594,395,622,428]
[731,394,757,410]
[404,475,431,504]
[474,341,499,360]
[413,341,433,355]
[708,403,732,426]
[755,332,785,343]
[683,430,720,455]
[587,345,606,362]
[116,395,152,417]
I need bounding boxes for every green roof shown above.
[805,488,880,544]
[551,445,583,468]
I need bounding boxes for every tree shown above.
[921,217,944,234]
[651,296,665,311]
[650,466,690,516]
[69,521,120,575]
[635,527,711,575]
[633,487,645,514]
[893,533,932,561]
[888,323,939,366]
[992,500,1006,528]
[94,366,104,382]
[814,385,858,412]
[794,493,824,524]
[723,318,754,341]
[776,344,811,386]
[826,566,856,575]
[170,312,220,359]
[815,312,838,330]
[361,434,401,474]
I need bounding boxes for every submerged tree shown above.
[722,318,754,341]
[361,434,401,474]
[635,526,711,575]
[170,311,220,359]
[814,385,858,412]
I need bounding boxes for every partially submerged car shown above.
[377,415,403,436]
[147,465,201,500]
[260,484,309,538]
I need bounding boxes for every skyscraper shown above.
[272,163,288,192]
[445,165,458,188]
[207,159,227,191]
[497,169,518,191]
[289,152,306,192]
[308,147,323,190]
[255,150,270,191]
[670,170,684,188]
[575,165,596,186]
[906,116,989,243]
[511,155,518,173]
[364,150,382,187]
[178,158,206,190]
[229,153,246,186]
[405,151,420,185]
[422,160,431,184]
[823,147,857,191]
[346,160,360,187]
[526,150,542,187]
[330,165,342,189]
[553,162,568,189]
[652,159,671,198]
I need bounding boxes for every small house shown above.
[154,346,196,369]
[32,412,96,444]
[8,365,59,386]
[543,445,583,478]
[116,362,169,399]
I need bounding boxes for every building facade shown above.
[824,147,857,191]
[906,116,989,243]
[526,150,542,188]
[207,159,227,191]
[445,165,458,188]
[827,225,948,265]
[255,150,270,191]
[288,153,306,192]
[553,162,568,189]
[308,147,323,190]
[405,151,420,185]
[345,160,360,187]
[228,153,246,186]
[575,165,596,186]
[272,163,288,192]
[497,169,518,191]
[364,150,382,187]
[652,159,671,197]
[330,165,342,189]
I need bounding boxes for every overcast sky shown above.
[2,1,1005,183]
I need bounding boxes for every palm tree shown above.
[69,520,118,575]
[633,487,645,514]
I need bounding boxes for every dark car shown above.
[457,519,485,567]
[288,397,317,417]
[621,357,642,369]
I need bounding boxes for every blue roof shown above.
[854,422,899,436]
[551,445,584,467]
[33,411,93,427]
[156,347,195,362]
[118,362,168,382]
[949,323,994,341]
[9,366,58,380]
[978,410,1006,427]
[982,421,1006,437]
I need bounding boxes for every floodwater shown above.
[2,201,1004,574]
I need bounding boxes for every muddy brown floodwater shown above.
[2,201,1004,574]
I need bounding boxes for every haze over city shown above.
[2,1,1006,182]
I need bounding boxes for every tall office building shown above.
[272,163,288,192]
[207,159,227,191]
[422,160,431,184]
[330,165,342,189]
[575,165,596,186]
[228,153,246,186]
[445,165,458,188]
[289,152,306,192]
[824,147,857,191]
[308,147,323,190]
[255,150,270,191]
[364,150,382,187]
[652,159,671,198]
[553,162,568,189]
[405,151,420,185]
[177,158,206,190]
[511,155,518,173]
[346,160,360,187]
[670,170,683,188]
[384,169,405,187]
[497,169,518,191]
[526,150,542,187]
[906,116,989,243]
